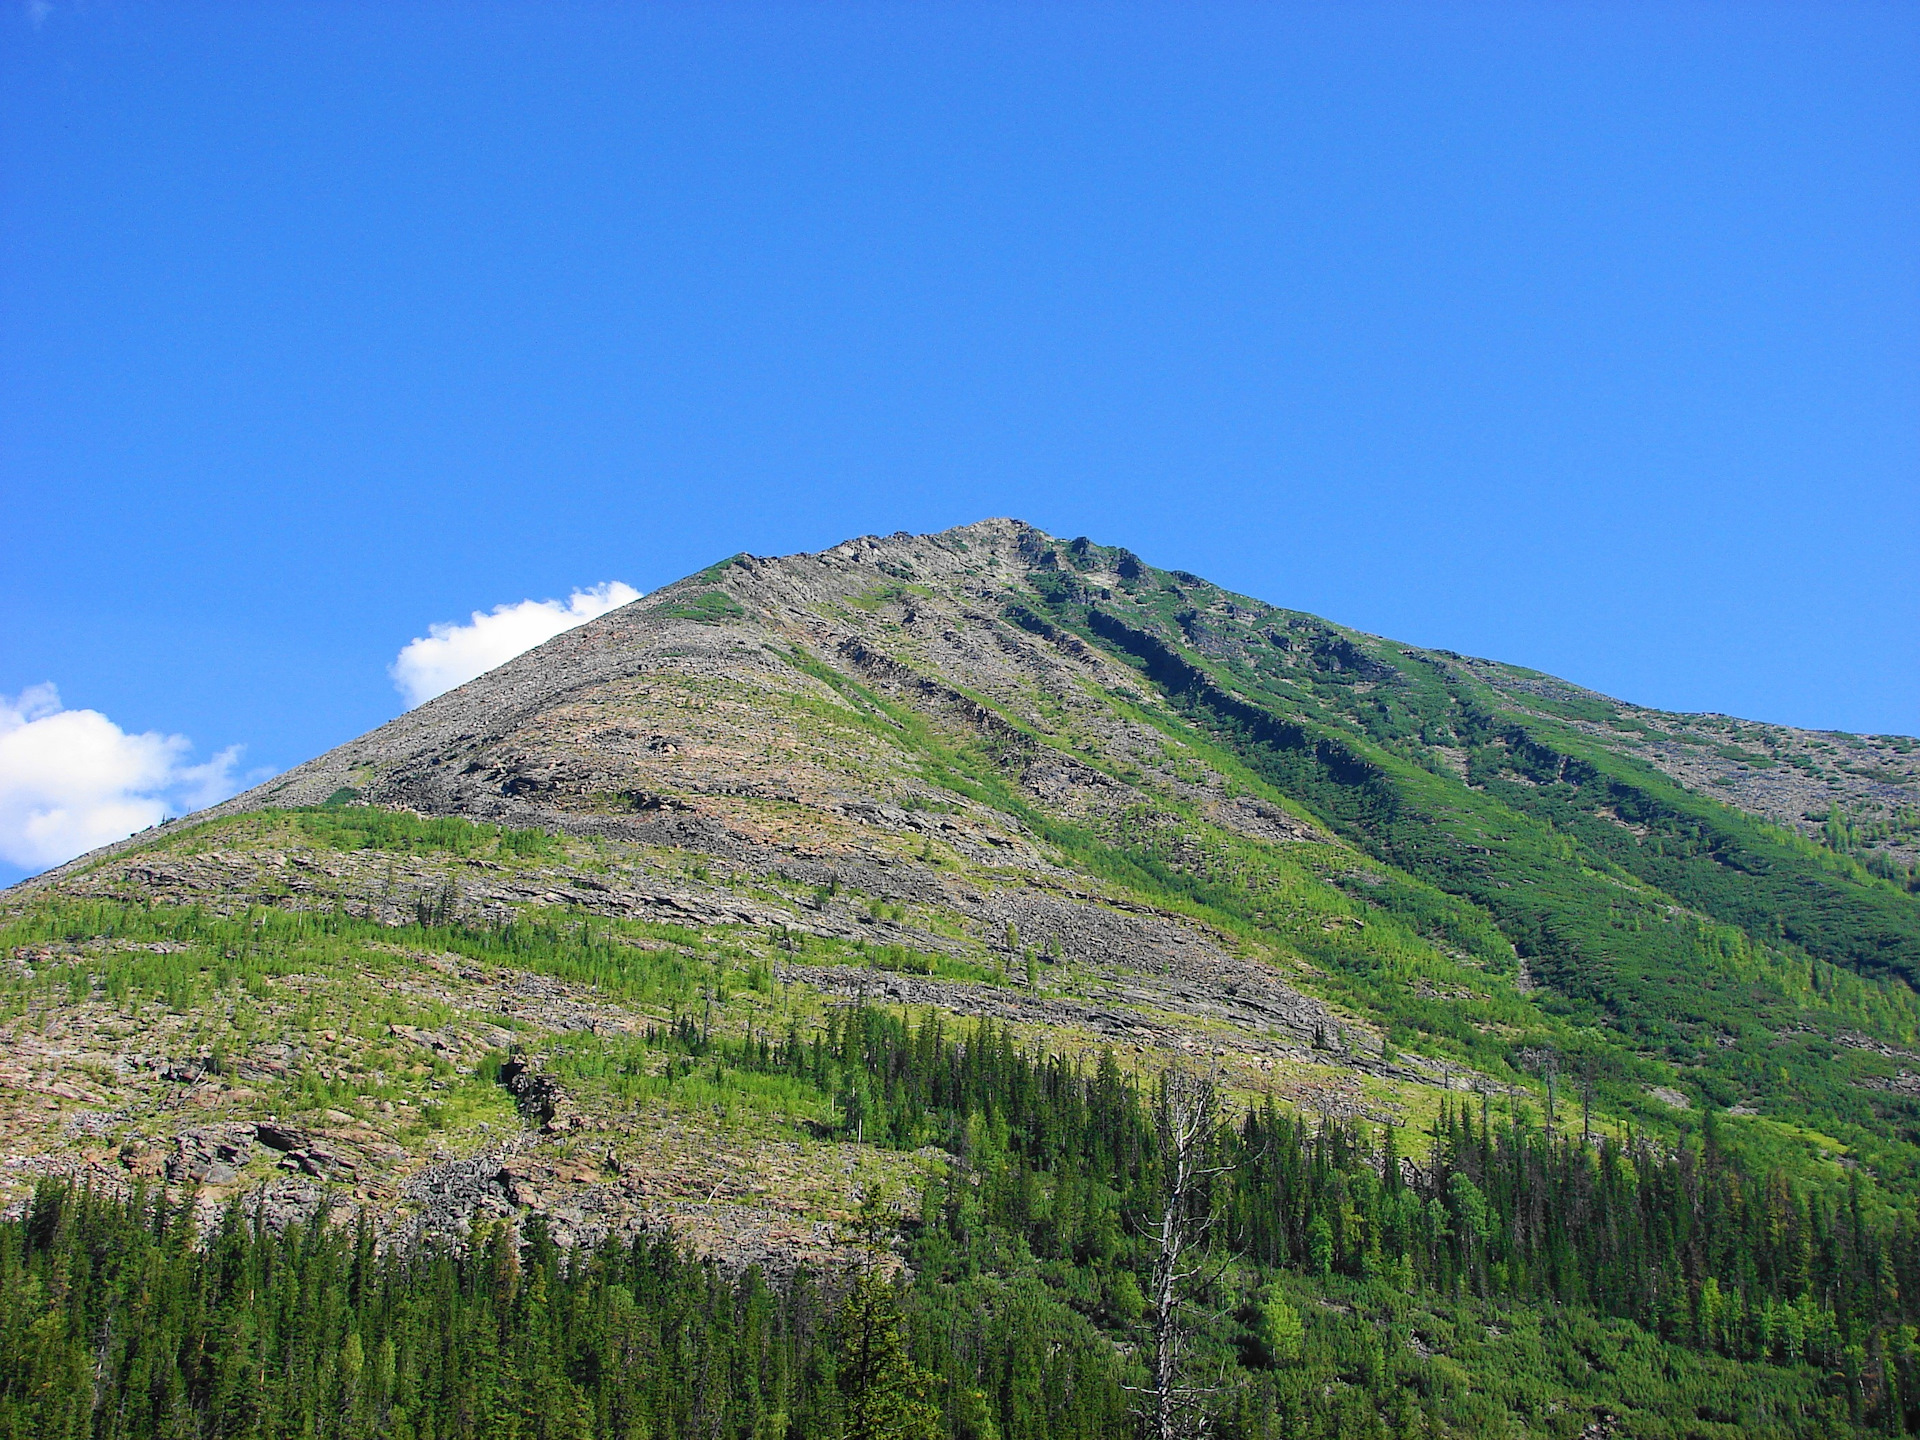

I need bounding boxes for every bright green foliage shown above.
[0,900,728,1020]
[295,806,562,861]
[655,590,747,623]
[1006,580,1920,1190]
[835,1270,941,1440]
[9,1007,1916,1434]
[0,1189,853,1440]
[1254,1288,1302,1364]
[634,1005,1920,1431]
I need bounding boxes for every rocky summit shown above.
[7,519,1920,1436]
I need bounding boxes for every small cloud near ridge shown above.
[390,582,641,709]
[0,685,259,873]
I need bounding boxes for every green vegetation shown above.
[295,806,563,861]
[9,1007,1915,1436]
[1816,803,1920,890]
[780,633,1920,1198]
[8,528,1920,1435]
[0,901,728,1019]
[654,589,747,623]
[0,1188,949,1440]
[1008,578,1920,1195]
[852,581,935,612]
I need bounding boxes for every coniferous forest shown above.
[7,1005,1919,1438]
[6,524,1920,1438]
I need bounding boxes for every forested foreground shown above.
[10,1006,1920,1437]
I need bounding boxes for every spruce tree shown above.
[833,1269,940,1440]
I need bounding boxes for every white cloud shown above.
[390,582,642,708]
[0,685,254,872]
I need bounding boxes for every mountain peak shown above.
[5,521,1920,1431]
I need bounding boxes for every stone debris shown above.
[1,520,1550,1272]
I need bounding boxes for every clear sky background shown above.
[2,1,1916,885]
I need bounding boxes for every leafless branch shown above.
[1135,1064,1240,1440]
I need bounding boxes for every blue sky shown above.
[2,1,1915,884]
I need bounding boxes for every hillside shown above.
[6,517,1920,1438]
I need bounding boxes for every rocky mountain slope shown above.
[7,517,1919,1266]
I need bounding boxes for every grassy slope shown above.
[1003,542,1920,1196]
[4,809,1904,1430]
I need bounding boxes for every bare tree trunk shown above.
[1144,1066,1223,1440]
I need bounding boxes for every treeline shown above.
[1232,1099,1917,1372]
[685,1004,1920,1427]
[1820,802,1919,892]
[1031,582,1920,1064]
[0,1185,956,1440]
[9,1004,1916,1436]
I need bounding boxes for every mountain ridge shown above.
[7,516,1920,1435]
[16,516,1920,1150]
[28,516,1916,890]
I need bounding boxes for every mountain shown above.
[7,517,1920,1438]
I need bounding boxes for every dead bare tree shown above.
[1134,1065,1234,1440]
